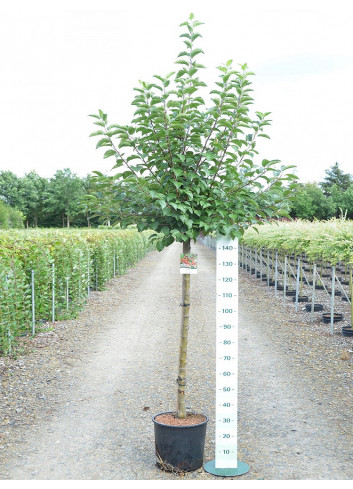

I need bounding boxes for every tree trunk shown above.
[177,239,191,419]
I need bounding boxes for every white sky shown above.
[1,0,353,183]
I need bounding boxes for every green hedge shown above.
[0,228,156,354]
[241,219,353,265]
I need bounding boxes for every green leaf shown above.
[157,199,167,209]
[190,48,204,58]
[103,150,116,159]
[96,139,111,149]
[173,168,184,177]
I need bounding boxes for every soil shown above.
[0,241,353,480]
[154,413,207,426]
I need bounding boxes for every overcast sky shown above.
[1,0,353,183]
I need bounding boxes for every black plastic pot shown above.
[342,296,351,302]
[292,295,309,302]
[328,290,342,296]
[305,303,324,312]
[342,327,353,337]
[153,412,208,472]
[285,290,296,296]
[322,313,344,323]
[308,281,325,289]
[276,284,285,291]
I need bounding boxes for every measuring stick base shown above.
[204,460,249,477]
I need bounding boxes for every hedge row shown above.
[0,228,156,354]
[241,219,353,265]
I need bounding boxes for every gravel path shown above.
[0,241,352,480]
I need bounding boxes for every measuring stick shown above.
[204,236,249,477]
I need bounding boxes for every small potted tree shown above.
[89,13,297,472]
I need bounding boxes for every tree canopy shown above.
[90,14,298,250]
[320,162,353,195]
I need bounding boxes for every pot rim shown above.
[152,411,208,428]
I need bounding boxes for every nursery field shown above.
[1,241,353,480]
[0,228,155,354]
[242,219,353,265]
[239,219,353,335]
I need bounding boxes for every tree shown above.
[0,171,25,210]
[329,184,353,219]
[21,171,48,227]
[89,14,298,420]
[44,169,86,227]
[320,162,352,195]
[0,201,24,229]
[290,182,336,220]
[339,187,353,219]
[80,172,119,226]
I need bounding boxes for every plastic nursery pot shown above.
[285,290,297,297]
[322,313,344,323]
[276,285,288,291]
[305,303,324,312]
[152,412,208,473]
[342,296,351,302]
[342,326,353,337]
[292,296,309,302]
[328,290,342,296]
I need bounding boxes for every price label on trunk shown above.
[215,237,238,469]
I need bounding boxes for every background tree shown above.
[44,169,86,227]
[289,182,336,220]
[90,14,298,419]
[21,171,48,227]
[320,162,352,196]
[328,184,353,219]
[0,171,25,210]
[80,172,120,226]
[0,201,24,228]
